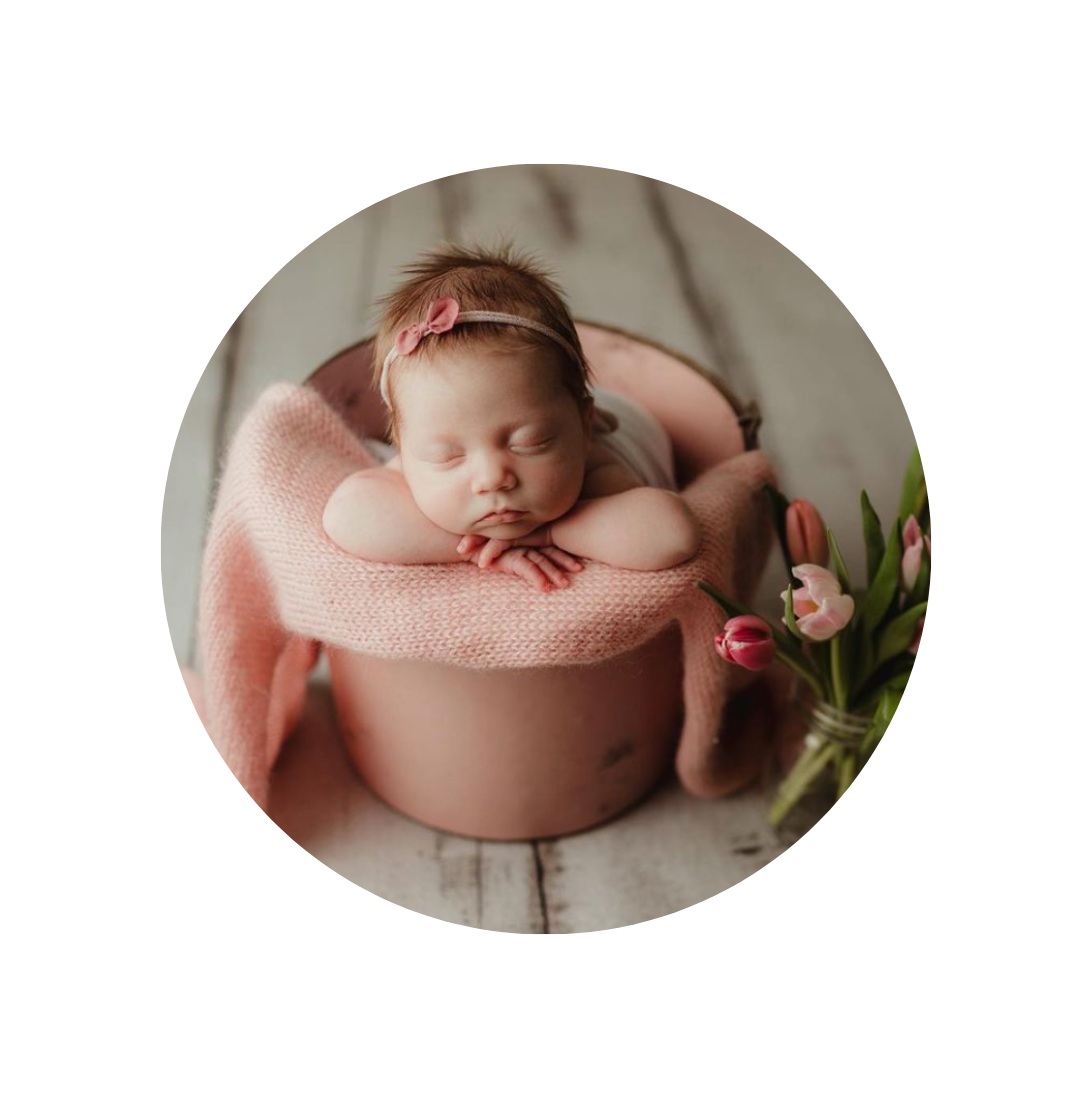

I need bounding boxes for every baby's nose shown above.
[472,452,517,493]
[473,468,517,493]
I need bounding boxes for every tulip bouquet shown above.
[698,448,929,827]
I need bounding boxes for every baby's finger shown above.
[477,543,497,568]
[527,550,570,589]
[511,554,551,592]
[541,547,583,572]
[479,538,508,569]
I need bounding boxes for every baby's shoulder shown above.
[586,438,622,472]
[581,440,643,499]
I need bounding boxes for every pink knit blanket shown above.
[192,383,777,810]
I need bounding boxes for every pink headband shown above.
[379,297,581,407]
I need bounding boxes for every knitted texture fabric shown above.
[195,383,777,809]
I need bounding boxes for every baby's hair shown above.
[372,240,592,441]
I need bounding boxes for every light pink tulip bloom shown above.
[901,515,932,591]
[714,615,776,671]
[791,564,855,642]
[785,498,829,568]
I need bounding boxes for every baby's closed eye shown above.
[425,441,554,462]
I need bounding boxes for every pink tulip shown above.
[909,614,925,655]
[714,615,776,671]
[791,564,855,642]
[901,515,932,592]
[785,499,829,567]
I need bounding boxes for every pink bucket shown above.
[307,323,760,841]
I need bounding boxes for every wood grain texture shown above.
[165,166,917,932]
[265,672,783,934]
[650,179,916,612]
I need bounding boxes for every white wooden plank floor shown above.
[162,165,917,933]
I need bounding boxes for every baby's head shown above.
[372,242,595,540]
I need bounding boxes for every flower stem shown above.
[769,739,836,827]
[830,633,848,710]
[835,749,856,799]
[773,649,826,701]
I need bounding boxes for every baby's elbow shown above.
[322,486,354,553]
[322,475,374,557]
[659,500,702,568]
[667,511,702,570]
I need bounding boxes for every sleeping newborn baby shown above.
[322,243,700,592]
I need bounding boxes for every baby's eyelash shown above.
[425,439,546,461]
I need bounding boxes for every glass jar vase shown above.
[769,697,873,835]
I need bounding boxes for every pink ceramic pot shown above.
[307,323,759,841]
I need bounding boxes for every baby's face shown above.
[393,341,592,539]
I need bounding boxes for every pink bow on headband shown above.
[394,297,460,356]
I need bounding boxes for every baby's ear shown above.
[587,399,619,437]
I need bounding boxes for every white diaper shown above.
[590,386,676,491]
[364,437,397,464]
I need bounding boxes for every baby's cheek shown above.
[567,468,587,505]
[540,460,585,514]
[408,477,464,534]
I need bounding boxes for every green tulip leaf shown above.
[829,631,849,710]
[855,654,915,711]
[763,483,792,521]
[875,601,928,667]
[835,750,857,799]
[696,579,756,622]
[861,521,903,635]
[841,617,860,670]
[912,487,927,519]
[860,490,885,586]
[697,580,807,660]
[898,447,926,522]
[826,527,853,595]
[782,583,805,641]
[850,624,875,701]
[877,663,913,689]
[908,543,930,605]
[810,640,838,704]
[860,687,901,761]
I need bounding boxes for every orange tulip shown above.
[785,499,829,568]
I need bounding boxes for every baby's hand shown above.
[456,535,583,592]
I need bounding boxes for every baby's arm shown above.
[467,453,700,571]
[542,455,701,570]
[322,467,466,563]
[323,467,582,589]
